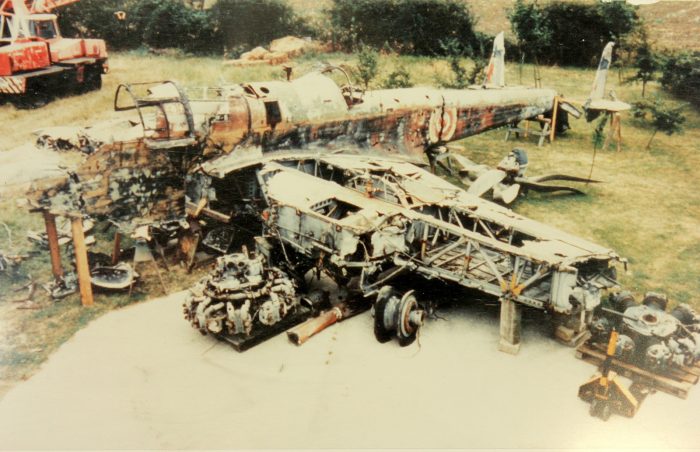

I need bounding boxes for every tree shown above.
[628,35,657,97]
[633,99,686,149]
[508,0,550,86]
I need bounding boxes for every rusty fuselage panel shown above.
[208,73,556,160]
[27,138,191,226]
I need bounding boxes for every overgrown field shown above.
[0,50,698,397]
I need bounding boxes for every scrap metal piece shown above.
[44,272,78,300]
[287,301,369,346]
[441,149,599,204]
[90,263,138,290]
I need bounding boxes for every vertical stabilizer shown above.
[483,31,506,87]
[588,41,615,102]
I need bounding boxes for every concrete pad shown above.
[0,292,698,449]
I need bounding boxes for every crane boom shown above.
[0,0,79,15]
[30,0,80,13]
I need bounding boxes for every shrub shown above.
[57,0,135,50]
[659,52,700,108]
[328,0,478,56]
[355,44,379,89]
[210,0,305,52]
[437,38,469,89]
[382,65,413,89]
[58,0,304,55]
[142,1,215,54]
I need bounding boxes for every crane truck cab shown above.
[0,0,108,104]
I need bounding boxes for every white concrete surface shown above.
[0,291,698,450]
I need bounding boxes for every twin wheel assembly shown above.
[373,286,426,346]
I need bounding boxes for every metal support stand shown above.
[498,297,521,354]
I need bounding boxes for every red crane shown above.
[0,0,108,105]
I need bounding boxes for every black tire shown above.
[398,331,417,347]
[373,287,394,343]
[80,65,102,93]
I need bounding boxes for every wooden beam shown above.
[71,217,94,307]
[549,96,559,143]
[43,211,63,279]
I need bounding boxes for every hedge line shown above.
[57,0,640,66]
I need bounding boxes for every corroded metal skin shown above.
[26,71,556,223]
[210,73,556,159]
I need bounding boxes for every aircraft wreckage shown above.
[23,38,674,359]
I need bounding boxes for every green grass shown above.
[0,49,699,397]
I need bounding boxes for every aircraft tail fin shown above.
[483,31,506,88]
[587,41,615,103]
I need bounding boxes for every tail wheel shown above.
[373,286,426,346]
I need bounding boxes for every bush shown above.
[210,0,305,52]
[509,0,639,67]
[382,65,413,89]
[57,0,135,50]
[659,52,700,108]
[328,0,479,56]
[355,44,379,89]
[142,1,215,54]
[57,0,304,55]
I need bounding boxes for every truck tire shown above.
[79,65,102,93]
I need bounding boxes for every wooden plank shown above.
[549,96,559,143]
[43,211,63,279]
[71,217,94,307]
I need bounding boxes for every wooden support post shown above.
[549,96,560,143]
[614,113,623,152]
[71,216,94,307]
[43,211,63,279]
[112,232,121,265]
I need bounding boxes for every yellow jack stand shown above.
[578,331,650,420]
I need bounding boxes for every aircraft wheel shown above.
[373,286,395,343]
[373,286,425,346]
[396,291,425,347]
